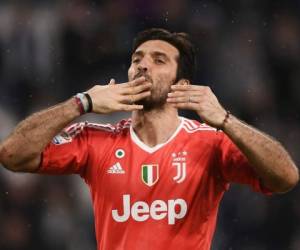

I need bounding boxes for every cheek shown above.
[157,66,177,83]
[128,65,135,80]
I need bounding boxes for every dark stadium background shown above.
[0,1,299,249]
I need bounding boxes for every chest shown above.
[88,130,225,226]
[95,135,219,200]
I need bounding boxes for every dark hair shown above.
[132,28,196,82]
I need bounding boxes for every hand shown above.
[86,77,151,114]
[167,85,227,128]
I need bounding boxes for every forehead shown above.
[134,40,179,59]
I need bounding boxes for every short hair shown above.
[132,28,196,82]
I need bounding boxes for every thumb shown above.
[109,78,116,85]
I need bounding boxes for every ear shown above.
[177,79,190,86]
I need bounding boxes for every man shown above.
[0,28,298,250]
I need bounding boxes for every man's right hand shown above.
[86,77,151,114]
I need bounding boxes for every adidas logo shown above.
[107,162,125,174]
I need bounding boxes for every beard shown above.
[134,75,176,111]
[131,70,177,111]
[136,87,170,111]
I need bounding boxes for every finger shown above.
[121,77,146,88]
[118,103,144,111]
[109,78,116,85]
[167,91,185,98]
[122,91,151,103]
[122,82,152,95]
[132,91,151,102]
[167,95,203,103]
[170,102,199,110]
[167,96,190,103]
[171,85,209,91]
[168,91,205,98]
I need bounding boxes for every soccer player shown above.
[0,28,298,250]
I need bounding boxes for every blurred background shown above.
[0,0,300,249]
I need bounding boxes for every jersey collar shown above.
[130,117,183,154]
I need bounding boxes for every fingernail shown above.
[109,78,115,85]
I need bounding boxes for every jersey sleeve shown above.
[218,133,272,195]
[37,122,91,176]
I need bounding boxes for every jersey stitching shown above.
[183,120,195,130]
[183,126,217,133]
[65,120,131,137]
[182,118,217,133]
[184,119,198,129]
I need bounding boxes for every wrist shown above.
[74,93,93,115]
[217,110,231,131]
[221,112,239,134]
[64,98,83,118]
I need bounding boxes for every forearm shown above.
[0,98,81,172]
[0,77,151,172]
[223,115,299,193]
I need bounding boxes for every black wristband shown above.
[217,110,231,131]
[84,93,93,113]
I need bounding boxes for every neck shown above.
[131,105,180,147]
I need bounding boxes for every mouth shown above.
[134,73,152,83]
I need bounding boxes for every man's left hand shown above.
[167,84,226,128]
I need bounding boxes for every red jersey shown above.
[38,117,271,250]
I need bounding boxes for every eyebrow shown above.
[131,51,144,59]
[132,50,170,60]
[152,51,169,59]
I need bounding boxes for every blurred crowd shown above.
[0,0,300,249]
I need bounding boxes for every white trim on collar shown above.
[130,117,183,154]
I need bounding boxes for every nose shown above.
[137,65,147,74]
[137,56,150,73]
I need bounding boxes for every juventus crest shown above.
[172,151,187,183]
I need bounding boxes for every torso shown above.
[84,118,227,250]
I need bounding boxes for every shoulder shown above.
[181,117,227,151]
[64,119,131,138]
[181,117,217,133]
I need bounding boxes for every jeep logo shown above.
[112,194,187,225]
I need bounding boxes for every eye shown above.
[132,58,140,64]
[155,59,165,64]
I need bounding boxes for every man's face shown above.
[128,40,179,110]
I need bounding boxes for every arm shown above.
[0,77,151,172]
[0,99,80,172]
[167,84,299,193]
[222,114,299,193]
